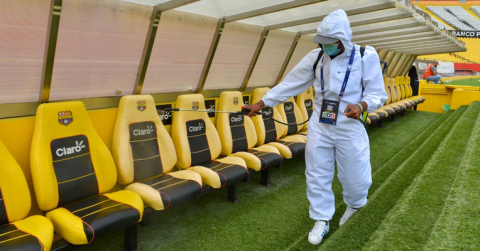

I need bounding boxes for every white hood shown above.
[312,9,354,53]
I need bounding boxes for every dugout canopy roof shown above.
[123,0,465,54]
[0,0,466,113]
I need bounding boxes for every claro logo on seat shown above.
[263,110,273,116]
[231,115,243,123]
[129,121,156,140]
[56,140,86,157]
[133,125,154,136]
[158,111,171,121]
[305,100,312,107]
[189,122,204,132]
[285,104,293,111]
[206,105,215,113]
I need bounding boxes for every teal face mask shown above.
[323,43,341,56]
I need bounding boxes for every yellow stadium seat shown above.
[404,76,425,103]
[367,78,411,125]
[276,97,307,142]
[388,78,407,111]
[366,109,388,125]
[378,80,396,114]
[404,76,412,98]
[295,86,314,135]
[399,76,419,105]
[216,91,283,186]
[0,139,54,251]
[366,78,397,125]
[382,78,401,113]
[250,88,306,159]
[395,77,407,100]
[30,102,143,245]
[395,77,415,108]
[366,78,399,125]
[171,94,249,202]
[112,95,203,211]
[394,78,414,108]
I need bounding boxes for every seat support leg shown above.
[276,161,283,169]
[390,114,396,122]
[244,168,261,183]
[139,207,155,227]
[243,173,251,183]
[227,183,238,203]
[401,110,405,116]
[260,168,270,187]
[124,224,137,251]
[377,120,383,128]
[414,105,417,111]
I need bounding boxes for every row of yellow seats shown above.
[0,88,313,250]
[1,101,149,251]
[367,76,425,124]
[257,86,315,139]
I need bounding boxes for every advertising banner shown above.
[452,30,480,38]
[416,59,454,75]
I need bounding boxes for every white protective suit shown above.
[262,9,388,221]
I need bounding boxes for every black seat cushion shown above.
[128,121,164,182]
[367,114,380,125]
[395,103,406,110]
[409,98,419,105]
[374,111,387,120]
[61,195,141,243]
[200,161,249,188]
[283,101,298,136]
[389,105,402,113]
[0,224,43,251]
[383,109,395,117]
[276,141,305,158]
[247,149,283,170]
[139,175,202,210]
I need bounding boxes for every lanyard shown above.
[320,46,356,101]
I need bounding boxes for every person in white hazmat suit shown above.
[246,9,387,245]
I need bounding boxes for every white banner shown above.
[437,61,454,74]
[417,60,455,76]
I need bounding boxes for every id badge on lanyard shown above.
[319,47,356,125]
[320,99,339,125]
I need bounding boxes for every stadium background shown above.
[0,0,479,251]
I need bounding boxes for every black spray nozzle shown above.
[240,106,261,115]
[240,106,251,114]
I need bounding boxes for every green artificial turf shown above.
[364,102,480,251]
[289,110,444,251]
[318,106,467,251]
[74,109,442,251]
[424,102,480,251]
[444,78,480,87]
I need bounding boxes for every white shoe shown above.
[339,206,358,227]
[308,221,329,245]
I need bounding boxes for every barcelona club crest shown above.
[192,101,199,111]
[58,111,73,126]
[137,100,146,111]
[233,97,239,105]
